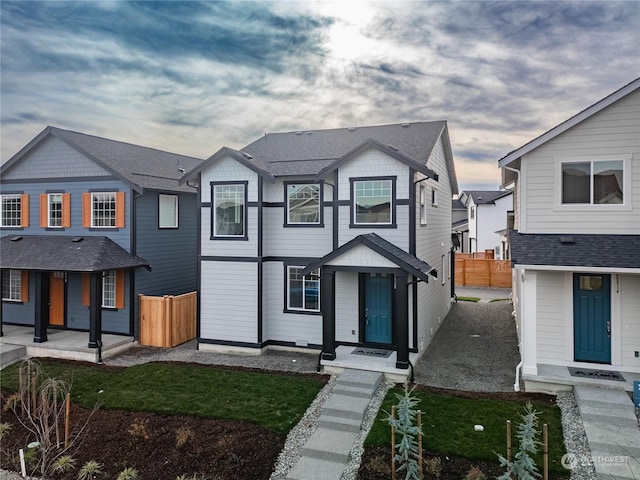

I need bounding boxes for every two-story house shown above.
[499,78,640,392]
[0,126,202,352]
[183,121,458,375]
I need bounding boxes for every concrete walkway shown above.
[574,386,640,479]
[286,369,383,480]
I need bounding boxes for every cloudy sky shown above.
[1,1,638,190]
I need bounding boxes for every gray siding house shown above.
[183,121,458,375]
[0,126,202,347]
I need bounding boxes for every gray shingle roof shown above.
[1,235,150,272]
[509,232,640,269]
[452,199,465,210]
[462,190,512,205]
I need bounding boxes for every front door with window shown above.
[364,273,393,344]
[574,273,611,363]
[49,272,65,326]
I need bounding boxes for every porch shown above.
[524,363,639,394]
[320,345,419,382]
[0,324,134,367]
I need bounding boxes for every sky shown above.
[1,1,639,191]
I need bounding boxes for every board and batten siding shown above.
[200,261,258,343]
[535,271,566,363]
[520,88,640,235]
[620,274,640,369]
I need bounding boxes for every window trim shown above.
[2,269,26,302]
[349,176,397,228]
[48,193,63,228]
[83,191,125,229]
[419,184,427,226]
[1,193,27,228]
[158,194,179,229]
[431,188,438,207]
[211,181,248,240]
[284,181,324,227]
[441,255,446,285]
[284,265,321,314]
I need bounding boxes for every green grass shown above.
[456,296,481,302]
[0,360,325,433]
[489,298,511,303]
[367,387,568,475]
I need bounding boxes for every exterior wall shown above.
[619,274,640,370]
[535,271,566,363]
[475,194,513,258]
[335,271,359,344]
[519,89,640,234]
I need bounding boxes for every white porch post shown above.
[521,269,538,376]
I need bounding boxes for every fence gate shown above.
[139,292,197,348]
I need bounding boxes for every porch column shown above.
[321,268,336,361]
[394,272,409,369]
[88,272,103,349]
[33,271,49,343]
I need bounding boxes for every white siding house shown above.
[184,122,458,376]
[499,78,640,393]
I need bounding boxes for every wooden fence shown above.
[139,291,197,348]
[455,257,512,288]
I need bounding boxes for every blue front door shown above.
[365,273,393,344]
[574,274,611,363]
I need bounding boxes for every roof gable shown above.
[461,190,512,206]
[181,147,276,184]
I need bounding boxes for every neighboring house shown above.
[458,190,513,259]
[0,126,202,347]
[499,78,640,391]
[183,121,458,372]
[451,197,468,253]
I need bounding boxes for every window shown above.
[287,266,320,312]
[1,194,28,227]
[213,183,246,238]
[2,270,25,301]
[441,255,446,285]
[82,192,124,228]
[352,178,394,226]
[102,270,116,308]
[159,194,178,228]
[419,185,427,225]
[286,183,320,225]
[48,194,63,227]
[432,188,438,206]
[562,161,623,205]
[470,206,475,219]
[81,270,124,309]
[39,193,70,228]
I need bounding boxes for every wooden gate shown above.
[139,292,197,348]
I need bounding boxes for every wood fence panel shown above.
[139,295,168,347]
[170,292,197,347]
[464,259,491,287]
[490,261,512,288]
[455,258,512,288]
[455,258,466,286]
[138,292,197,348]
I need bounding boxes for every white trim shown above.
[47,193,63,228]
[611,273,621,366]
[91,191,117,229]
[564,272,573,364]
[513,264,640,274]
[159,194,179,228]
[522,270,537,376]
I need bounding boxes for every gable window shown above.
[213,182,246,238]
[286,183,321,225]
[419,185,427,225]
[351,177,395,227]
[1,194,28,228]
[562,160,624,204]
[159,194,178,228]
[287,266,320,312]
[2,270,28,302]
[82,192,125,228]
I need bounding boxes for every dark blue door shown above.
[365,274,393,344]
[574,274,611,363]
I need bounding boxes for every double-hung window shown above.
[49,193,63,227]
[212,182,246,238]
[1,194,27,227]
[102,270,116,308]
[39,193,70,228]
[2,270,24,301]
[287,266,320,312]
[286,183,321,225]
[93,192,117,227]
[351,177,395,227]
[159,194,178,228]
[561,160,624,205]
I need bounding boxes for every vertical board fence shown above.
[139,292,197,348]
[455,255,512,288]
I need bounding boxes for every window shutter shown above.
[61,193,71,228]
[115,192,125,228]
[115,270,125,309]
[82,274,90,306]
[40,194,48,228]
[20,271,29,302]
[82,193,91,228]
[20,194,29,227]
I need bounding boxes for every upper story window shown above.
[286,183,321,225]
[470,206,475,219]
[49,193,63,227]
[1,194,28,228]
[2,270,27,302]
[82,192,125,228]
[212,182,246,239]
[562,160,623,205]
[419,184,427,225]
[159,194,178,228]
[351,177,395,227]
[432,188,439,206]
[40,193,70,228]
[287,266,320,312]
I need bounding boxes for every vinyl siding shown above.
[262,206,332,257]
[535,271,566,362]
[521,88,640,234]
[328,244,399,268]
[200,261,258,343]
[335,271,359,343]
[620,274,640,369]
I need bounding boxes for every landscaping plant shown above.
[386,384,423,480]
[496,402,542,480]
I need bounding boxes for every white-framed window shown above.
[286,183,320,225]
[441,255,446,285]
[102,270,116,308]
[470,206,475,219]
[92,192,117,227]
[48,193,63,227]
[1,194,23,227]
[352,178,394,226]
[419,184,427,225]
[432,188,438,206]
[159,194,178,228]
[1,270,22,301]
[561,160,623,205]
[287,266,320,312]
[213,183,246,238]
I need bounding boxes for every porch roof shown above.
[301,233,436,282]
[0,235,151,272]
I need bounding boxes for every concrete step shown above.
[302,427,358,463]
[286,455,348,480]
[317,413,362,433]
[574,385,632,406]
[0,344,26,368]
[335,369,383,390]
[331,384,377,398]
[322,393,372,420]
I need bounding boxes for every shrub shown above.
[496,402,541,480]
[128,418,150,442]
[464,465,487,480]
[77,459,104,480]
[117,466,140,480]
[386,384,423,480]
[176,426,195,449]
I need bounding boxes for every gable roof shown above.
[181,147,276,184]
[461,190,512,206]
[1,126,204,194]
[452,198,466,210]
[0,235,151,272]
[300,233,436,282]
[499,78,640,168]
[509,232,640,270]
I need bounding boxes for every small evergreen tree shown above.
[496,403,541,480]
[386,384,423,480]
